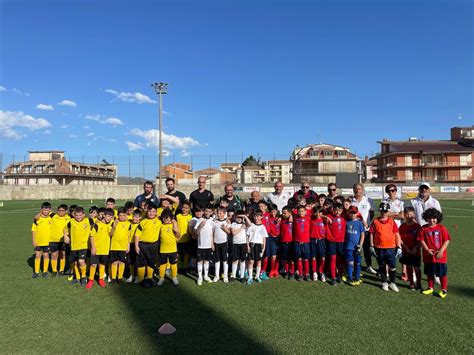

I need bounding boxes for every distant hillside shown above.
[117,176,147,185]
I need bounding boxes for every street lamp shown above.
[151,82,168,195]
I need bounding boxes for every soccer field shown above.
[1,200,473,354]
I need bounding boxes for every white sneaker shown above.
[367,266,377,274]
[172,278,179,286]
[107,275,112,283]
[223,276,229,284]
[125,275,133,283]
[312,272,318,281]
[212,276,219,283]
[389,283,399,292]
[320,273,326,283]
[204,276,212,283]
[157,278,165,286]
[434,276,440,285]
[381,282,389,291]
[197,277,203,286]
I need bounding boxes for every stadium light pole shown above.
[151,82,168,195]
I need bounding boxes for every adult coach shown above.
[217,183,244,211]
[246,190,262,214]
[133,181,159,208]
[382,184,404,227]
[266,181,291,213]
[350,183,376,274]
[410,182,442,226]
[189,176,214,210]
[327,183,338,200]
[293,181,318,201]
[165,178,187,210]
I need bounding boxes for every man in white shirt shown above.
[266,181,291,213]
[410,182,442,226]
[350,183,376,274]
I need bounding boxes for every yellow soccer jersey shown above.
[176,213,192,243]
[129,223,140,243]
[135,217,161,243]
[68,218,94,251]
[31,215,52,247]
[158,223,178,253]
[110,220,131,251]
[49,213,70,242]
[91,221,112,255]
[157,204,178,218]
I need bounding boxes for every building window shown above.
[336,151,347,157]
[323,151,332,157]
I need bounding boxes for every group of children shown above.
[30,193,451,298]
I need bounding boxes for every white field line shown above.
[442,207,473,212]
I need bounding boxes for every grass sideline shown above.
[0,199,473,354]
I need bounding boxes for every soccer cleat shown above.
[67,275,74,282]
[116,279,124,286]
[273,271,280,278]
[58,271,65,277]
[303,275,310,282]
[439,290,447,299]
[80,277,87,287]
[42,272,49,278]
[247,278,253,285]
[69,279,79,285]
[85,280,94,289]
[256,277,262,283]
[341,275,347,282]
[157,278,165,286]
[260,272,269,281]
[125,275,133,283]
[204,276,212,283]
[134,278,142,285]
[197,277,203,286]
[98,279,106,287]
[244,271,249,279]
[350,280,358,286]
[336,277,342,284]
[415,283,422,290]
[229,277,236,283]
[312,272,318,282]
[409,284,416,291]
[269,270,276,278]
[281,271,287,279]
[330,279,337,286]
[223,276,229,284]
[212,276,220,283]
[109,279,117,285]
[51,272,58,278]
[389,283,399,292]
[422,288,434,295]
[381,282,389,291]
[288,273,294,280]
[32,273,40,279]
[172,278,179,286]
[367,266,377,274]
[320,273,326,283]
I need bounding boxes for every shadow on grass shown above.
[449,285,474,298]
[112,280,272,354]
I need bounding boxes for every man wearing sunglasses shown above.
[327,183,338,199]
[293,182,318,201]
[410,182,442,226]
[382,184,404,228]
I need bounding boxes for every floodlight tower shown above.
[151,82,168,195]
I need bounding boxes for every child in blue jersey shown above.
[344,206,366,286]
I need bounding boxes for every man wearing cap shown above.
[410,182,442,226]
[266,181,291,213]
[350,183,376,274]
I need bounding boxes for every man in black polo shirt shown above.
[133,181,159,208]
[189,176,214,210]
[217,183,244,211]
[165,178,187,213]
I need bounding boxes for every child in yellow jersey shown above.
[134,204,161,288]
[86,209,114,289]
[124,201,135,220]
[157,209,181,286]
[88,206,99,224]
[176,201,193,272]
[48,204,70,276]
[106,197,119,219]
[31,202,53,278]
[126,210,141,283]
[64,207,94,286]
[109,208,131,285]
[157,194,179,217]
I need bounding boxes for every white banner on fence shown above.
[401,186,419,193]
[243,186,260,193]
[314,186,328,194]
[283,186,296,194]
[440,186,459,193]
[365,186,383,199]
[341,188,353,196]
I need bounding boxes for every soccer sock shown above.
[248,266,253,280]
[297,260,303,275]
[111,264,118,280]
[347,262,354,281]
[197,262,203,278]
[146,267,154,280]
[184,254,190,268]
[330,255,337,279]
[99,264,105,280]
[204,261,209,278]
[440,275,448,291]
[319,258,325,274]
[262,257,268,273]
[407,266,414,284]
[118,263,125,279]
[137,267,145,281]
[34,258,41,273]
[389,269,396,283]
[239,261,246,277]
[284,261,289,273]
[215,261,220,279]
[59,258,65,272]
[415,268,422,285]
[159,264,166,279]
[231,262,238,278]
[43,258,50,273]
[51,260,58,273]
[129,264,135,277]
[379,266,387,283]
[171,263,178,279]
[89,265,96,281]
[303,260,309,275]
[311,259,317,274]
[256,265,261,278]
[79,265,86,279]
[427,275,434,289]
[290,262,295,274]
[336,256,345,277]
[223,261,228,277]
[355,262,361,280]
[74,264,81,280]
[270,259,276,274]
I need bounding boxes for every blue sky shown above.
[1,0,472,175]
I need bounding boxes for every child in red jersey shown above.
[418,208,451,299]
[310,206,326,282]
[267,204,281,278]
[326,202,346,285]
[279,206,294,279]
[293,205,311,281]
[399,206,422,290]
[259,200,272,280]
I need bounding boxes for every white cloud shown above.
[108,138,117,143]
[129,128,202,150]
[60,124,69,129]
[57,100,77,107]
[83,125,90,129]
[12,88,30,96]
[0,110,51,140]
[106,89,156,104]
[69,134,78,139]
[85,114,101,122]
[44,130,51,135]
[125,141,145,151]
[103,117,123,126]
[36,104,54,111]
[87,132,95,137]
[0,85,6,92]
[180,150,191,157]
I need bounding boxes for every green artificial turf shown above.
[0,199,473,354]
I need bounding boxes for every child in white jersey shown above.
[230,210,248,282]
[243,211,268,285]
[194,205,214,285]
[213,207,231,283]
